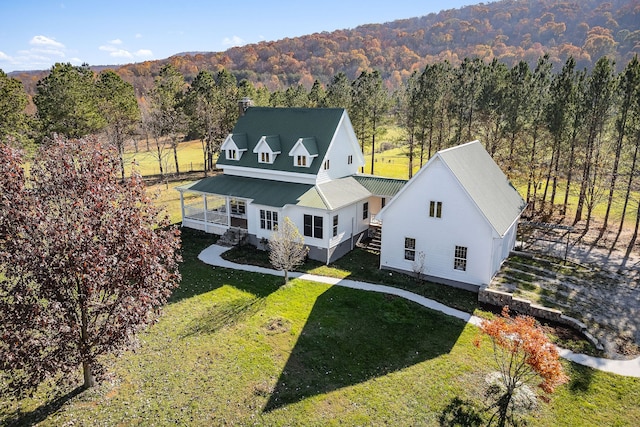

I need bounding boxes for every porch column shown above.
[179,191,185,226]
[203,195,208,224]
[226,197,231,227]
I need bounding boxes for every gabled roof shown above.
[438,140,525,236]
[317,177,372,210]
[216,107,346,175]
[254,135,282,153]
[289,137,319,157]
[223,133,247,150]
[377,140,525,237]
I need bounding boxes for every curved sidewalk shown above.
[198,244,640,378]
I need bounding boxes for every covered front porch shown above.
[179,190,248,234]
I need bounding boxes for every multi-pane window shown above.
[297,155,307,166]
[230,199,246,215]
[227,149,237,160]
[347,155,353,165]
[304,214,323,239]
[454,246,467,271]
[429,201,442,218]
[260,209,278,230]
[362,202,369,220]
[324,159,330,170]
[332,215,338,237]
[404,237,416,261]
[260,152,271,163]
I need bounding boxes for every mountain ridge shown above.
[9,0,640,95]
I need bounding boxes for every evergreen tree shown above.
[0,69,31,146]
[34,63,105,138]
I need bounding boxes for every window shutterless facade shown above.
[362,202,369,219]
[404,237,416,261]
[260,209,278,230]
[230,199,246,215]
[429,201,442,218]
[332,215,338,237]
[304,214,323,239]
[454,245,467,271]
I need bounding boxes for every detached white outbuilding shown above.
[376,140,526,291]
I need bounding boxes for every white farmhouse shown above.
[376,140,526,291]
[177,106,405,264]
[178,106,525,290]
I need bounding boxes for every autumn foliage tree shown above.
[474,307,569,427]
[0,136,181,396]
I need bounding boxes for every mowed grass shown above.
[2,229,639,426]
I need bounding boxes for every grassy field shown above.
[2,229,638,426]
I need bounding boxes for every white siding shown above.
[220,165,317,185]
[379,158,496,286]
[316,112,365,184]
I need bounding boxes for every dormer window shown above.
[220,133,247,161]
[253,135,281,165]
[289,137,318,169]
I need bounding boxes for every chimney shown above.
[238,97,253,117]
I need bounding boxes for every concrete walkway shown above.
[198,244,640,378]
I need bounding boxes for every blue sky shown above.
[0,0,480,73]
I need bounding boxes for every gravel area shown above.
[491,223,640,358]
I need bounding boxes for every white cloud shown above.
[134,49,153,57]
[100,44,133,58]
[30,35,65,49]
[0,51,10,60]
[222,35,245,47]
[109,38,123,45]
[135,33,142,39]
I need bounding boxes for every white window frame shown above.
[404,237,416,261]
[429,201,442,218]
[260,209,278,230]
[454,245,467,271]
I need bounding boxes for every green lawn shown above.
[2,229,639,426]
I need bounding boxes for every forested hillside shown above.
[9,0,640,96]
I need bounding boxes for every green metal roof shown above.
[263,135,281,153]
[300,137,319,156]
[184,174,315,208]
[179,174,381,211]
[231,133,247,150]
[353,174,407,197]
[216,107,345,174]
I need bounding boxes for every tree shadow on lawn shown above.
[263,284,467,412]
[3,385,84,427]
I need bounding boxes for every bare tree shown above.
[268,217,309,284]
